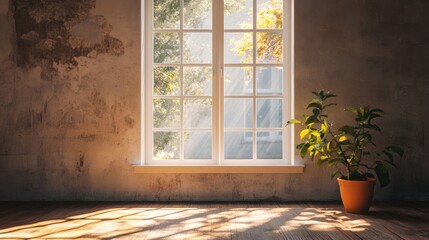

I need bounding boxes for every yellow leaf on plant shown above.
[300,129,311,139]
[321,120,328,133]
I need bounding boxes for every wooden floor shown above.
[0,202,428,240]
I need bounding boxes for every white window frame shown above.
[140,0,295,166]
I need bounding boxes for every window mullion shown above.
[285,0,294,165]
[179,0,184,161]
[212,0,223,165]
[252,0,257,161]
[144,0,154,165]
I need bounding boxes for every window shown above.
[142,0,294,166]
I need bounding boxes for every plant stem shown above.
[328,129,350,179]
[319,117,350,179]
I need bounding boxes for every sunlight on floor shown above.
[0,204,372,239]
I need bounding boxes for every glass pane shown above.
[257,99,282,128]
[184,0,212,29]
[257,0,283,29]
[184,99,212,128]
[154,99,180,128]
[224,67,253,96]
[256,32,282,63]
[154,66,180,96]
[184,131,212,159]
[184,33,212,64]
[257,131,282,159]
[154,32,180,63]
[154,0,180,29]
[154,131,180,159]
[184,67,212,96]
[224,0,253,29]
[224,132,253,159]
[224,32,253,64]
[224,98,252,128]
[256,67,283,96]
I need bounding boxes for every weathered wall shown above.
[0,0,428,201]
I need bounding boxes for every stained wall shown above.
[0,0,428,201]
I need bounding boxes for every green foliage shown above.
[287,90,404,187]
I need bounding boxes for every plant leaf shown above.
[385,145,404,157]
[345,107,358,115]
[300,129,311,139]
[316,154,329,164]
[300,143,310,158]
[323,103,337,109]
[383,150,394,162]
[304,115,319,125]
[338,135,347,142]
[374,161,390,187]
[362,124,381,132]
[328,158,344,166]
[320,120,329,133]
[338,139,352,146]
[383,159,397,168]
[339,125,356,136]
[370,108,384,114]
[331,169,340,179]
[287,119,301,125]
[307,99,323,110]
[311,150,319,160]
[312,91,322,98]
[324,92,336,99]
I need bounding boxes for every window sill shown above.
[133,165,305,174]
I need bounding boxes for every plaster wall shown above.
[0,0,428,201]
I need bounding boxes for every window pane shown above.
[224,98,253,128]
[256,67,283,96]
[154,131,180,159]
[224,32,253,64]
[184,0,212,29]
[224,132,253,159]
[257,131,282,159]
[224,0,253,29]
[154,66,180,96]
[154,0,180,29]
[257,99,282,128]
[154,99,180,128]
[184,33,212,64]
[257,0,283,29]
[256,32,282,63]
[184,132,212,159]
[224,67,253,96]
[154,32,180,63]
[184,99,212,128]
[184,67,212,96]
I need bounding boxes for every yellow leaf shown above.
[300,129,311,139]
[310,131,320,137]
[339,136,347,142]
[321,120,328,133]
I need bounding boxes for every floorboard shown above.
[0,202,427,240]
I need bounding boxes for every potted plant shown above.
[288,90,404,214]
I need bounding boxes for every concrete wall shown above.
[0,0,428,201]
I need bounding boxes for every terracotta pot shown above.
[337,177,376,214]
